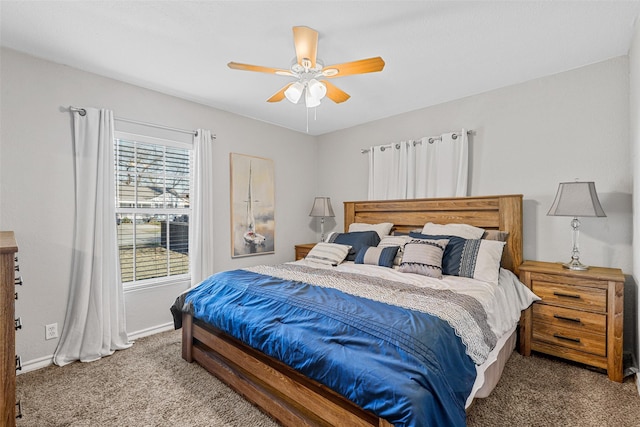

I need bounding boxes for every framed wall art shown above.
[230,153,275,257]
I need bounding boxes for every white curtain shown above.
[189,129,215,287]
[368,129,468,200]
[54,108,131,366]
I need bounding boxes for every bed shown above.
[172,194,535,426]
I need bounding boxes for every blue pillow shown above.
[354,246,399,268]
[328,231,381,261]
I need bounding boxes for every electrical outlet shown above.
[45,323,58,340]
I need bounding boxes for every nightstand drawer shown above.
[533,304,606,335]
[532,281,606,312]
[532,322,606,357]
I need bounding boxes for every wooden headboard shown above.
[344,194,523,275]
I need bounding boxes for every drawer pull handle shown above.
[15,317,22,330]
[553,291,580,299]
[553,314,581,323]
[553,333,581,343]
[16,400,22,419]
[15,276,23,286]
[15,355,22,371]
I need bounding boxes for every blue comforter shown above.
[175,265,480,426]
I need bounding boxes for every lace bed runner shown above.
[245,264,497,365]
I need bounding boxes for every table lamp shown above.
[547,181,606,270]
[309,197,335,242]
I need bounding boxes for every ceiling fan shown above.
[228,26,385,108]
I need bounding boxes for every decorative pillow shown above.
[354,246,399,268]
[398,239,449,279]
[327,231,381,261]
[348,222,394,239]
[410,232,505,284]
[305,242,351,266]
[482,230,510,242]
[421,222,485,239]
[378,235,412,265]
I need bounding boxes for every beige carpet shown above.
[16,330,639,426]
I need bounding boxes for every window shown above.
[114,132,191,287]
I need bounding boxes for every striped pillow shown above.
[378,235,412,265]
[354,246,399,268]
[305,242,351,266]
[398,239,449,278]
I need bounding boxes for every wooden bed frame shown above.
[182,194,523,427]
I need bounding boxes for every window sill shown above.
[123,275,190,294]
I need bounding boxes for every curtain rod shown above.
[68,106,213,138]
[360,130,473,154]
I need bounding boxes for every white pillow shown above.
[305,242,351,266]
[348,222,394,238]
[421,222,485,239]
[462,239,506,284]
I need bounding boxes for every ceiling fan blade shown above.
[228,62,294,76]
[267,83,294,103]
[293,26,318,68]
[322,57,385,78]
[321,80,350,103]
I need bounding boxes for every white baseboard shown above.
[17,322,176,374]
[17,354,54,374]
[127,322,174,341]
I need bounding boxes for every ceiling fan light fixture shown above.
[284,81,304,103]
[305,89,322,108]
[307,79,327,100]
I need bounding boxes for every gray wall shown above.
[0,48,318,367]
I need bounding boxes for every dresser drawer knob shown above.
[553,291,580,299]
[553,333,581,343]
[15,355,22,371]
[15,276,23,286]
[15,317,22,330]
[553,314,581,323]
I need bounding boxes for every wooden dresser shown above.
[1,231,20,425]
[519,260,624,382]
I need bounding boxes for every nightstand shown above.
[294,243,316,260]
[519,260,624,382]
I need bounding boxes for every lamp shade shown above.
[547,181,606,217]
[284,81,304,103]
[305,89,321,108]
[307,79,327,100]
[309,197,335,217]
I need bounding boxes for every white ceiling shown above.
[2,1,640,135]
